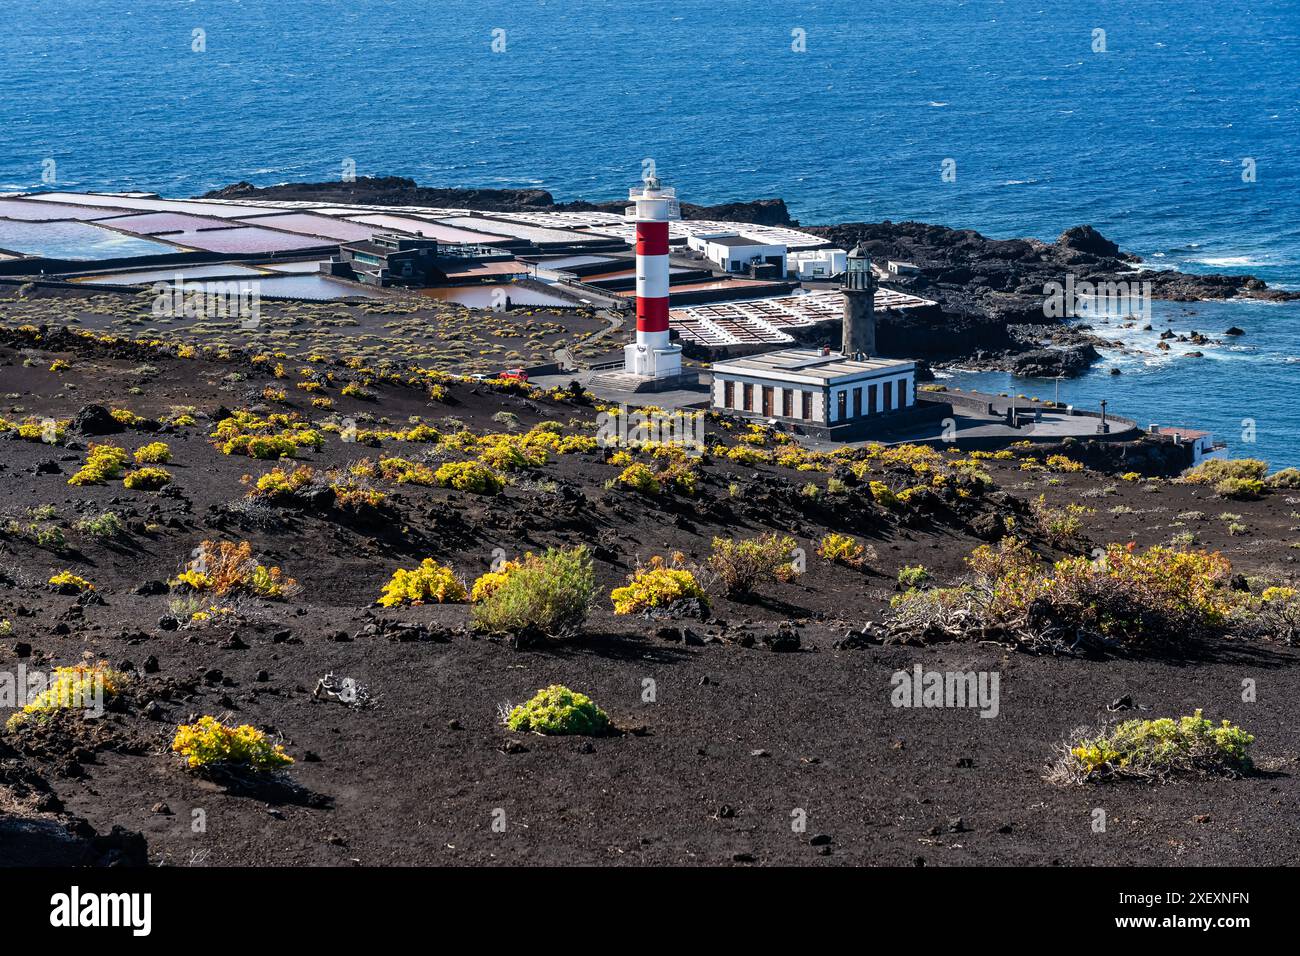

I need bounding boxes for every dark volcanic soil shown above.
[1,324,1298,866]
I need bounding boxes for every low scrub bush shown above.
[471,546,594,642]
[173,540,296,599]
[5,661,126,731]
[247,465,315,503]
[616,462,661,494]
[1045,454,1084,473]
[1031,495,1091,546]
[886,538,1236,651]
[377,457,437,485]
[707,533,800,596]
[816,532,872,569]
[1267,467,1300,489]
[75,511,124,538]
[897,565,931,589]
[611,556,707,615]
[48,571,94,594]
[434,460,504,494]
[67,444,129,486]
[1050,710,1253,783]
[1182,458,1267,485]
[377,559,468,607]
[123,466,172,490]
[1215,477,1265,500]
[133,441,171,464]
[172,716,294,771]
[504,685,610,735]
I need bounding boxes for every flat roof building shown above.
[687,232,786,277]
[711,347,918,437]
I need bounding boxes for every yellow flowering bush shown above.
[1045,454,1084,473]
[470,560,523,603]
[377,559,468,607]
[247,465,315,502]
[5,661,127,731]
[123,466,173,490]
[434,460,504,494]
[133,441,171,464]
[173,540,296,599]
[67,443,130,485]
[172,716,294,771]
[616,462,661,494]
[378,457,437,485]
[611,557,708,614]
[817,532,869,568]
[48,571,94,593]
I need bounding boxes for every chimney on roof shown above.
[841,243,876,360]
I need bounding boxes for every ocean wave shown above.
[1193,255,1262,267]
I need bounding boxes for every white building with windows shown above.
[687,232,787,275]
[787,248,847,280]
[710,347,917,434]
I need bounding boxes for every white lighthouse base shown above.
[624,342,682,380]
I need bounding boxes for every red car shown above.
[497,368,529,382]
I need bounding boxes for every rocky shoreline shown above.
[201,178,1297,377]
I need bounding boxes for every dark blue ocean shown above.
[2,1,1298,462]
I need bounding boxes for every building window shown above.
[836,391,847,422]
[868,383,878,415]
[883,381,893,413]
[723,380,734,409]
[897,379,907,408]
[802,390,812,420]
[742,383,752,411]
[853,387,862,418]
[782,389,793,418]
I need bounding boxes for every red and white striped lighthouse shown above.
[623,175,682,379]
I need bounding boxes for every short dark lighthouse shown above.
[841,242,876,359]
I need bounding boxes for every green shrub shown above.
[434,460,504,495]
[471,546,595,642]
[1267,467,1300,489]
[75,511,125,537]
[1031,494,1091,545]
[1051,710,1253,783]
[887,539,1236,651]
[707,533,800,596]
[505,684,610,735]
[1182,458,1267,485]
[1215,477,1265,500]
[897,565,931,589]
